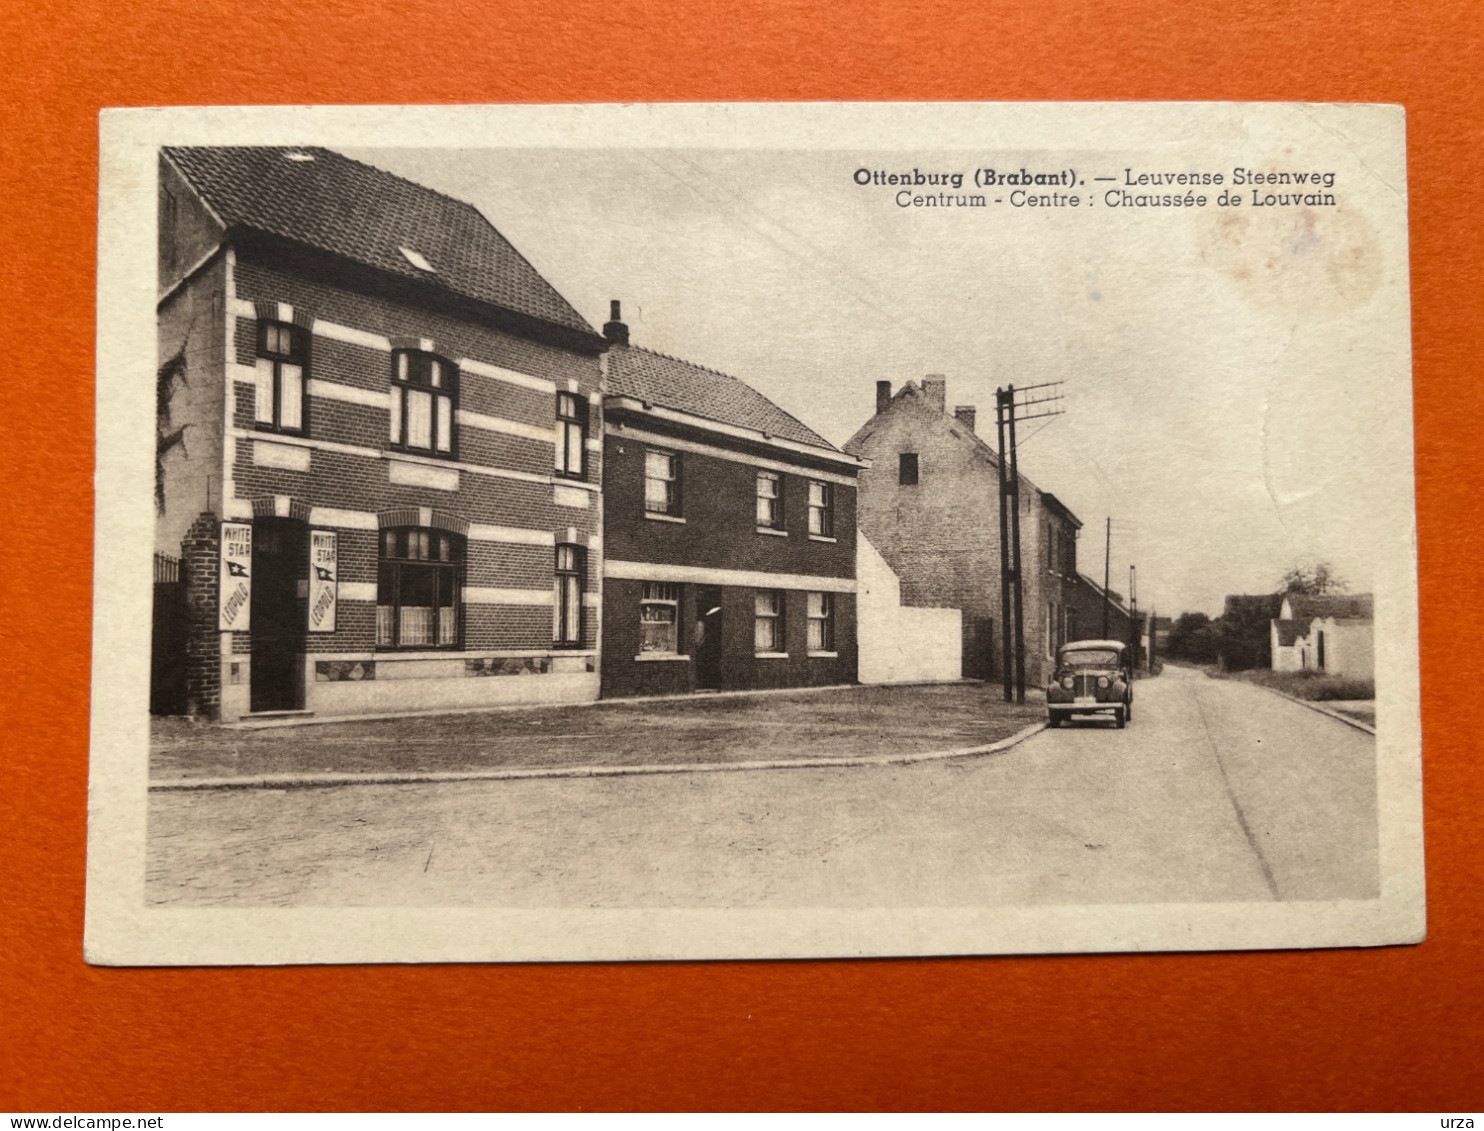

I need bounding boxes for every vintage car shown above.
[1046,640,1133,728]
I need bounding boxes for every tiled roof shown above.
[606,345,838,452]
[1287,593,1374,621]
[164,146,594,337]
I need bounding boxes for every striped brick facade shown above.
[156,156,606,721]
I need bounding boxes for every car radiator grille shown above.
[1075,674,1097,697]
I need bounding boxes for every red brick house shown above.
[155,146,606,720]
[599,305,865,697]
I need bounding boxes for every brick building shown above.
[844,376,1121,685]
[155,146,606,720]
[599,305,865,697]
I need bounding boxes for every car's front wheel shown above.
[1115,707,1126,729]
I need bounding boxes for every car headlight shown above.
[1097,675,1110,688]
[1061,676,1075,690]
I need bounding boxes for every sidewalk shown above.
[151,682,1046,785]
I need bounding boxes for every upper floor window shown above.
[756,471,783,529]
[254,322,306,434]
[390,350,457,457]
[808,481,834,537]
[899,452,919,486]
[554,544,584,648]
[645,449,680,516]
[555,393,588,480]
[376,527,463,650]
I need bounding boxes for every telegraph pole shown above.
[1129,564,1138,669]
[1102,516,1112,639]
[996,381,1065,704]
[996,391,1013,702]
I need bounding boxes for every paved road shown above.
[148,666,1377,907]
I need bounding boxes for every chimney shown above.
[603,299,629,346]
[954,405,977,434]
[922,375,946,412]
[875,380,892,415]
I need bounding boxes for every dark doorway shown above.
[694,585,724,690]
[250,518,307,712]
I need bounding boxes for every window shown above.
[645,449,680,515]
[254,322,306,434]
[807,592,835,652]
[899,452,919,485]
[390,350,456,456]
[377,527,464,649]
[756,471,783,529]
[808,481,834,537]
[640,582,681,653]
[554,544,584,647]
[556,392,588,480]
[754,589,784,653]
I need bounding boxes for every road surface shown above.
[147,666,1377,907]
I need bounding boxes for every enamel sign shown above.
[218,522,252,631]
[308,530,338,633]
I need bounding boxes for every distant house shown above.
[1271,593,1375,679]
[599,304,867,697]
[844,375,1118,685]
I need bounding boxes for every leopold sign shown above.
[308,530,338,633]
[218,523,252,631]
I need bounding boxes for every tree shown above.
[1280,561,1348,596]
[1166,611,1220,664]
[156,345,189,514]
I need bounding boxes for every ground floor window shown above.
[377,527,463,649]
[755,589,784,653]
[640,582,681,653]
[807,591,834,652]
[554,544,583,647]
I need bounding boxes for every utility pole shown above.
[996,392,1013,702]
[1129,564,1138,670]
[1102,516,1112,639]
[996,381,1064,704]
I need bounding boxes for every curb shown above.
[221,679,985,730]
[1256,685,1377,735]
[149,721,1050,793]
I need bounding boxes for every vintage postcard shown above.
[86,102,1424,964]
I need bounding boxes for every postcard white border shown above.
[87,102,1423,965]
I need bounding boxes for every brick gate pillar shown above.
[180,512,222,720]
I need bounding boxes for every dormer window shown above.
[399,246,435,272]
[390,350,457,457]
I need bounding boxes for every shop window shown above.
[640,582,681,653]
[255,322,307,434]
[754,589,784,653]
[554,544,584,647]
[645,449,680,516]
[899,452,919,485]
[808,480,834,537]
[807,592,835,652]
[377,527,464,649]
[555,392,588,480]
[390,350,457,457]
[756,471,783,529]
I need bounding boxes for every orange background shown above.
[1,0,1480,1112]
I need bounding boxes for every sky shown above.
[346,145,1407,618]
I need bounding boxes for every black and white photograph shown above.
[86,102,1424,964]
